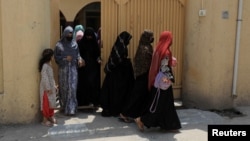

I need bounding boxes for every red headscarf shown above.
[148,31,173,90]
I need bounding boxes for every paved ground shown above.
[0,105,250,141]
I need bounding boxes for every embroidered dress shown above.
[54,26,81,115]
[101,31,134,117]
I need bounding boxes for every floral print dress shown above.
[39,63,57,110]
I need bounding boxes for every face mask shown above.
[66,37,73,41]
[150,37,154,43]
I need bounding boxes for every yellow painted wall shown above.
[0,0,58,124]
[50,0,61,83]
[182,0,250,109]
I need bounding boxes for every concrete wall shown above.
[182,0,250,109]
[0,0,59,124]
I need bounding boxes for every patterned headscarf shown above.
[104,31,132,73]
[114,31,132,58]
[148,31,173,90]
[134,30,154,77]
[139,29,154,45]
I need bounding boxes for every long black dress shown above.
[141,86,181,130]
[77,27,101,107]
[101,31,134,117]
[140,60,181,130]
[121,30,154,118]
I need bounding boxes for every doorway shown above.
[74,2,101,33]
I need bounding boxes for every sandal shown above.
[49,117,57,124]
[118,113,133,123]
[134,117,144,131]
[41,120,53,127]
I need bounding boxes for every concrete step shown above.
[48,123,88,136]
[175,99,184,109]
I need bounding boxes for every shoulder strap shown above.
[149,88,161,113]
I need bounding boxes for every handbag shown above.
[150,71,172,113]
[153,71,172,90]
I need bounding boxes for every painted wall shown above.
[182,0,250,109]
[0,0,59,124]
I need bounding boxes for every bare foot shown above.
[119,113,133,123]
[41,120,53,127]
[49,117,57,124]
[134,117,144,131]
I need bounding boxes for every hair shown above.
[38,48,54,72]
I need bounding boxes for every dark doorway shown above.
[59,11,67,36]
[74,2,101,33]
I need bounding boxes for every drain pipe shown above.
[232,0,243,97]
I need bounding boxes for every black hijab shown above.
[78,27,100,62]
[104,31,132,73]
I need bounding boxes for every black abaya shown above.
[141,86,181,130]
[77,27,101,106]
[101,58,134,116]
[121,72,150,118]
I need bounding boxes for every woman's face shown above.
[66,32,73,41]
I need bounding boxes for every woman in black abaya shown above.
[134,31,181,132]
[101,31,134,117]
[77,27,102,107]
[119,30,154,122]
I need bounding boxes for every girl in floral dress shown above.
[39,48,57,126]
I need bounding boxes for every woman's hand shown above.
[78,59,85,67]
[98,59,102,64]
[66,56,72,61]
[46,90,52,94]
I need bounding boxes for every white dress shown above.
[39,63,57,110]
